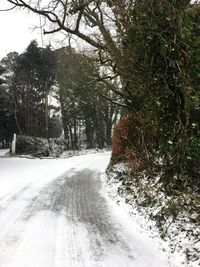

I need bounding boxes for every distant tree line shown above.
[0,41,119,149]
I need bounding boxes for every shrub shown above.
[111,113,157,174]
[15,135,65,157]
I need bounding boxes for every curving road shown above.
[0,153,171,267]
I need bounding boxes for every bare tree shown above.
[3,0,135,108]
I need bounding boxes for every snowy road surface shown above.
[0,153,171,267]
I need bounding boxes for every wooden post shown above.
[11,133,16,155]
[45,89,49,139]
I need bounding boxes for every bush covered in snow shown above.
[15,135,65,157]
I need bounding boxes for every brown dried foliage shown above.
[111,113,157,174]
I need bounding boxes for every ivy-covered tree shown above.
[113,0,200,191]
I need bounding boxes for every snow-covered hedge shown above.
[16,135,65,157]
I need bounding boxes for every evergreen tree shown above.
[55,47,119,149]
[9,41,56,137]
[0,65,16,145]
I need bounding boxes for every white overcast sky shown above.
[0,2,50,59]
[0,1,84,60]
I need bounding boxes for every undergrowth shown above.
[106,163,200,265]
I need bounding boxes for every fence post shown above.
[11,133,16,155]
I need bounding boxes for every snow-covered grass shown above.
[60,148,110,158]
[100,176,172,267]
[103,163,200,267]
[0,149,10,157]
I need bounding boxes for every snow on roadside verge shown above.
[100,163,200,267]
[0,149,10,157]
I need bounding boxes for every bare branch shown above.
[75,10,84,31]
[69,0,94,14]
[97,90,127,108]
[0,5,17,11]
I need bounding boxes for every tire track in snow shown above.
[0,162,170,267]
[0,168,134,267]
[63,169,135,265]
[0,170,75,266]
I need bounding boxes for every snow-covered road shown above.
[0,153,171,267]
